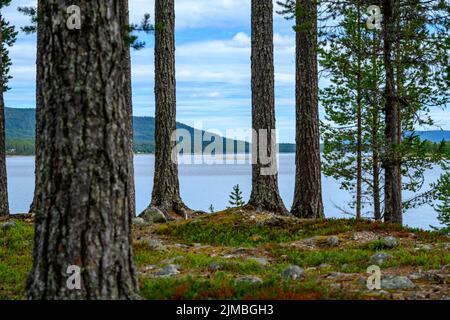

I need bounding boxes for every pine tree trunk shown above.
[356,1,363,221]
[246,0,287,215]
[29,0,43,214]
[382,0,402,224]
[120,0,136,217]
[26,0,139,299]
[292,0,324,219]
[371,31,382,221]
[0,21,9,217]
[140,0,191,220]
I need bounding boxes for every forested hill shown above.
[5,107,252,155]
[4,107,450,155]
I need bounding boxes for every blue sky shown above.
[2,0,449,142]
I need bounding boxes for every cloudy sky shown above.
[2,0,448,142]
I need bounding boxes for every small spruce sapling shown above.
[228,184,245,207]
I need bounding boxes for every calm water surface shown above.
[6,154,443,230]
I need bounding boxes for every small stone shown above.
[326,272,346,279]
[223,254,239,259]
[175,243,189,249]
[154,264,180,277]
[382,236,398,248]
[370,252,393,265]
[144,265,157,271]
[248,257,269,267]
[132,217,146,225]
[235,276,263,285]
[208,262,222,271]
[319,263,331,269]
[381,276,416,290]
[442,264,450,271]
[1,221,17,230]
[147,239,167,251]
[281,265,305,280]
[326,236,339,246]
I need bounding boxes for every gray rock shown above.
[248,257,269,267]
[304,236,320,245]
[326,272,346,279]
[1,221,17,230]
[442,264,450,271]
[132,217,146,226]
[415,244,433,251]
[381,276,415,290]
[175,243,189,249]
[319,263,331,269]
[140,207,167,224]
[147,239,167,251]
[154,264,180,277]
[281,265,305,280]
[326,236,339,246]
[235,276,263,285]
[208,262,222,271]
[370,252,393,265]
[382,236,398,248]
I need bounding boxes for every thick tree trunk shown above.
[382,0,402,224]
[0,21,9,217]
[120,0,136,217]
[246,0,287,215]
[140,0,191,220]
[26,0,139,299]
[291,0,324,219]
[29,0,43,214]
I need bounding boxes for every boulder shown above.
[370,252,393,265]
[235,276,263,285]
[381,276,415,290]
[1,221,17,230]
[382,236,398,248]
[154,264,180,277]
[140,207,167,224]
[281,265,305,280]
[326,236,339,246]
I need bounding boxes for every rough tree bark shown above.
[26,0,139,299]
[140,0,191,221]
[382,0,402,224]
[246,0,288,215]
[291,0,324,219]
[29,0,43,214]
[0,19,9,217]
[120,0,136,217]
[356,0,363,221]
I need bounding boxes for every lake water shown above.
[6,154,443,230]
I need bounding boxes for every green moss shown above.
[0,220,34,300]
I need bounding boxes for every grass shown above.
[1,209,449,300]
[0,221,33,299]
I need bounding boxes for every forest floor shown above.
[1,209,449,300]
